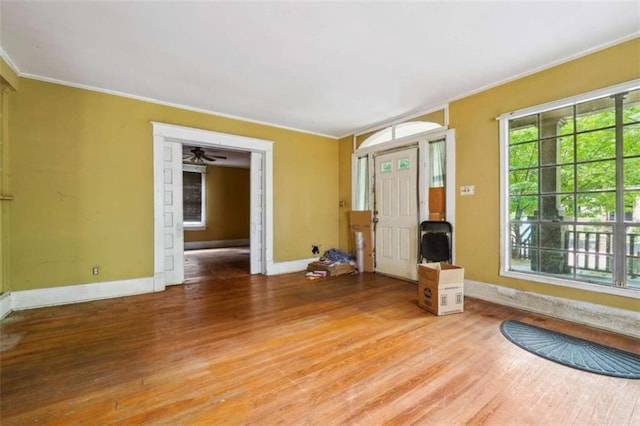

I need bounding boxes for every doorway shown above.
[352,127,456,281]
[184,246,250,281]
[374,147,419,280]
[182,146,251,277]
[152,122,273,291]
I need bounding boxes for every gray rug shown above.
[500,320,640,379]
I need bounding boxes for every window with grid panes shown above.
[501,83,640,292]
[183,165,206,229]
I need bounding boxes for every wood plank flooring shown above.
[1,249,639,425]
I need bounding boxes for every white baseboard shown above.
[465,279,640,339]
[9,277,155,311]
[0,258,317,316]
[184,239,249,250]
[0,292,11,319]
[267,257,319,276]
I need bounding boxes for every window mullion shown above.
[614,94,626,287]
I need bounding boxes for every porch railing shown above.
[511,227,639,278]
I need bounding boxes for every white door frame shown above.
[152,122,273,291]
[373,146,419,280]
[352,127,456,266]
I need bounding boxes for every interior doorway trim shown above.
[152,122,273,291]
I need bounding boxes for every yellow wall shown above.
[449,38,640,311]
[9,78,338,291]
[338,135,353,252]
[184,166,250,242]
[412,109,445,128]
[0,57,18,296]
[338,38,640,311]
[0,87,8,295]
[1,57,19,91]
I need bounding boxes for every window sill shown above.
[184,225,207,232]
[500,269,640,300]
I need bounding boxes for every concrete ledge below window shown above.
[465,279,640,339]
[500,270,640,300]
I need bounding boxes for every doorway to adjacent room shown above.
[152,122,273,290]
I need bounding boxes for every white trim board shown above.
[184,239,250,250]
[8,277,155,311]
[0,292,11,319]
[266,257,319,276]
[465,280,640,339]
[0,256,317,316]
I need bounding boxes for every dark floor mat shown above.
[500,320,640,379]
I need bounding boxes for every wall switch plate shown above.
[460,185,475,196]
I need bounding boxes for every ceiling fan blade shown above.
[184,147,227,162]
[201,154,218,162]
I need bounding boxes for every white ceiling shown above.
[1,1,638,138]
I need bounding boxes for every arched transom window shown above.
[360,121,443,148]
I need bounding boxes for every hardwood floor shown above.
[1,252,639,425]
[184,247,250,282]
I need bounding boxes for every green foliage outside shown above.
[508,91,640,280]
[509,94,640,224]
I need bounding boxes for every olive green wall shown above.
[1,57,19,90]
[184,166,250,242]
[0,88,6,296]
[338,135,353,253]
[338,38,640,311]
[9,78,338,291]
[0,57,18,296]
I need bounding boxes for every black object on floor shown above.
[500,320,640,379]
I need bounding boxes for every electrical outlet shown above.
[92,266,100,275]
[311,244,321,255]
[460,185,475,196]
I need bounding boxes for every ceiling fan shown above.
[183,147,227,164]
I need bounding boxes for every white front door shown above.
[162,141,185,285]
[374,148,419,280]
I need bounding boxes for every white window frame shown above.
[183,164,207,230]
[498,78,640,299]
[359,121,444,149]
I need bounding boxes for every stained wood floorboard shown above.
[1,247,639,425]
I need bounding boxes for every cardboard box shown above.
[417,263,464,315]
[307,261,355,276]
[349,211,374,272]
